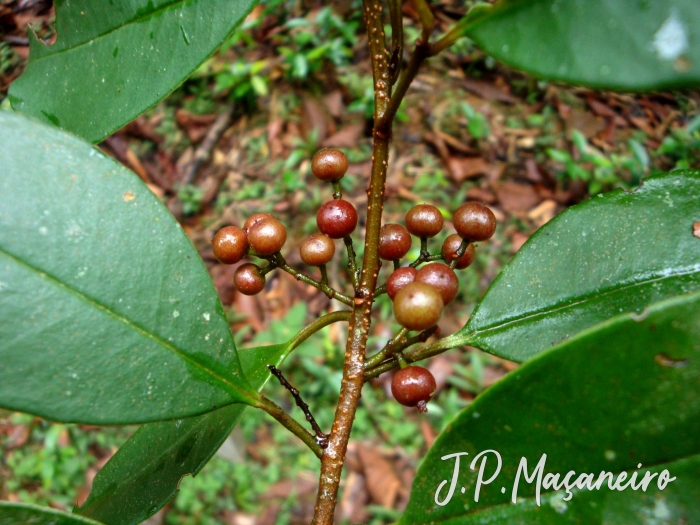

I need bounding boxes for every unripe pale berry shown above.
[248,217,287,256]
[378,224,412,260]
[405,204,444,238]
[387,267,417,300]
[317,199,358,239]
[243,212,274,234]
[212,226,248,264]
[415,263,459,304]
[391,366,437,412]
[453,202,497,241]
[311,148,348,182]
[441,234,475,269]
[234,263,265,295]
[393,282,443,331]
[300,233,335,266]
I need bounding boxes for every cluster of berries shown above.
[381,201,495,411]
[211,148,496,412]
[211,149,357,295]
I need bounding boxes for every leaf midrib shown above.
[0,246,253,403]
[464,264,700,339]
[29,0,191,64]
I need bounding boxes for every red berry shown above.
[317,199,358,239]
[248,217,287,256]
[212,226,248,264]
[300,233,336,266]
[378,224,412,260]
[441,234,475,270]
[405,204,444,238]
[453,202,496,241]
[393,282,443,331]
[243,212,274,234]
[387,267,417,300]
[391,366,437,412]
[311,149,348,182]
[234,263,265,295]
[415,263,459,305]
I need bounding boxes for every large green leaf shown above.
[465,0,700,91]
[447,171,700,362]
[76,343,288,525]
[0,111,257,424]
[8,0,257,142]
[76,307,349,525]
[0,502,104,525]
[401,292,700,524]
[403,456,700,525]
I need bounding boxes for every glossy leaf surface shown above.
[8,0,257,142]
[452,171,700,362]
[0,111,256,424]
[402,292,700,524]
[465,0,700,91]
[76,343,288,525]
[0,502,104,525]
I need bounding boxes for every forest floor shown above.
[1,1,700,524]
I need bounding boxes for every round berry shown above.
[317,199,358,239]
[243,212,274,234]
[378,224,412,261]
[311,149,348,182]
[212,226,248,264]
[234,263,265,295]
[300,233,336,266]
[453,202,496,241]
[441,234,475,270]
[415,263,459,305]
[387,267,417,300]
[248,217,287,256]
[391,366,437,412]
[405,204,444,238]
[393,282,443,331]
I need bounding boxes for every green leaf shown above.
[0,111,257,424]
[0,502,104,525]
[76,342,289,525]
[450,170,700,362]
[8,0,257,142]
[401,292,700,524]
[465,0,700,91]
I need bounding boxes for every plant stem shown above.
[274,255,353,306]
[268,366,329,448]
[311,1,392,523]
[364,330,459,379]
[343,236,360,289]
[254,395,324,459]
[285,310,352,351]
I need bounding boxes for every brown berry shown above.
[234,263,265,295]
[415,263,459,305]
[441,234,475,270]
[300,233,336,266]
[378,224,412,261]
[405,204,444,238]
[243,212,274,234]
[393,282,443,331]
[391,366,437,412]
[212,226,248,264]
[311,149,349,182]
[317,199,358,239]
[453,202,497,241]
[248,217,287,256]
[387,267,417,300]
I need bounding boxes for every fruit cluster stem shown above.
[311,0,393,522]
